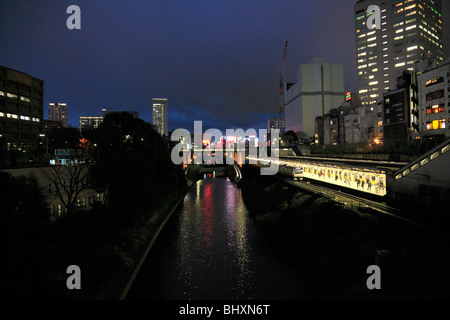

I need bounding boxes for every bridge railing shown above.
[393,138,450,182]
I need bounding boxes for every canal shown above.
[126,177,313,300]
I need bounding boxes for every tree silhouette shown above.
[87,112,185,225]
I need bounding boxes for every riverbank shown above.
[239,166,450,299]
[115,179,196,299]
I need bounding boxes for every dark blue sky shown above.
[1,0,449,133]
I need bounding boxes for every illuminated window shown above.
[426,104,445,115]
[20,115,31,121]
[6,113,18,119]
[395,62,406,68]
[7,93,18,99]
[378,121,383,128]
[426,119,446,130]
[425,77,443,87]
[20,96,31,102]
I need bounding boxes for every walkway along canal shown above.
[125,177,314,300]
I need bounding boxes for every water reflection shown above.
[176,178,254,299]
[224,182,253,297]
[126,177,314,300]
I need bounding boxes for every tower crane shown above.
[279,40,288,120]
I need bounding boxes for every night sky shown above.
[1,0,449,133]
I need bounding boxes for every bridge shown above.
[182,139,450,210]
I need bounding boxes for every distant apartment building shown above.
[354,0,444,106]
[417,58,450,139]
[0,65,44,148]
[79,109,139,134]
[152,98,168,136]
[316,97,384,146]
[268,117,285,133]
[284,58,344,138]
[79,116,103,133]
[48,103,68,127]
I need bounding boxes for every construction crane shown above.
[279,40,288,120]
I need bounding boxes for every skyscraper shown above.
[354,0,444,105]
[152,98,168,136]
[48,103,68,127]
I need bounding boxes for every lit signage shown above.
[345,92,352,101]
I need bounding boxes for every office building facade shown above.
[284,58,344,138]
[48,103,68,127]
[355,0,444,105]
[152,98,168,136]
[0,65,44,148]
[417,58,450,139]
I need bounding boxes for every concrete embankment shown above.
[239,166,450,299]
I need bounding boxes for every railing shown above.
[393,138,450,182]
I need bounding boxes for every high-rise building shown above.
[48,103,68,127]
[0,65,44,148]
[284,58,344,138]
[354,0,444,106]
[152,98,168,136]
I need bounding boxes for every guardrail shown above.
[275,174,449,238]
[394,139,450,182]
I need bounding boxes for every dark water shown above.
[126,178,313,300]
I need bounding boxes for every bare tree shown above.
[43,162,92,215]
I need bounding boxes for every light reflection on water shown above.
[127,177,312,300]
[176,178,254,299]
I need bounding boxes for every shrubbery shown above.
[1,113,187,299]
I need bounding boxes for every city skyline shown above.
[1,0,449,134]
